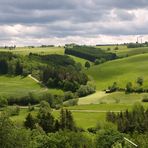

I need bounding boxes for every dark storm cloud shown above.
[1,0,144,24]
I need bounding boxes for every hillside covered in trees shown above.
[65,45,117,62]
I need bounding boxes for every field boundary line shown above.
[69,110,121,113]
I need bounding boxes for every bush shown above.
[5,105,20,116]
[77,84,96,97]
[125,82,133,93]
[94,58,106,65]
[108,82,118,92]
[64,99,78,107]
[95,129,124,148]
[7,93,39,106]
[64,91,74,101]
[0,97,8,107]
[136,77,144,86]
[142,95,148,102]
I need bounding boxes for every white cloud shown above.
[0,0,148,45]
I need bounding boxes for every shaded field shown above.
[69,55,93,67]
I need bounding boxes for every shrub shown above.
[125,82,133,93]
[142,95,148,102]
[114,47,119,50]
[0,97,8,107]
[5,105,20,116]
[64,99,78,107]
[95,129,124,148]
[94,58,106,65]
[108,82,118,92]
[64,91,74,101]
[136,77,144,86]
[77,84,96,97]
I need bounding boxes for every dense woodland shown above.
[106,104,148,133]
[126,42,148,48]
[65,45,117,62]
[0,101,148,147]
[0,52,95,106]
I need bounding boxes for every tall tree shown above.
[85,61,90,69]
[24,113,36,130]
[37,101,55,133]
[15,60,23,75]
[0,59,8,74]
[136,77,144,86]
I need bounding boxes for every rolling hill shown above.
[86,53,148,90]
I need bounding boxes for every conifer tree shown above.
[24,113,36,130]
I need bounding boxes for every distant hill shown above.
[86,53,148,90]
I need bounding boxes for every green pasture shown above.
[96,45,148,57]
[86,53,148,90]
[10,102,148,129]
[0,76,63,98]
[0,47,64,55]
[10,107,106,129]
[78,91,148,104]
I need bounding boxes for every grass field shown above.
[86,53,148,90]
[78,91,148,104]
[1,46,148,129]
[78,91,108,105]
[66,103,148,111]
[0,47,65,55]
[53,110,106,129]
[11,102,148,129]
[0,75,63,98]
[10,108,106,129]
[96,45,148,57]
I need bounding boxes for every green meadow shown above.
[86,53,148,90]
[1,45,148,129]
[0,76,63,98]
[0,46,64,55]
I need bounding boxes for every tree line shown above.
[106,104,148,134]
[0,52,95,94]
[65,45,117,62]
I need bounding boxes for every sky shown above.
[0,0,148,46]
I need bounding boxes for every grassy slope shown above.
[86,53,148,90]
[2,46,148,129]
[78,91,148,105]
[78,91,108,105]
[97,45,148,57]
[0,76,63,98]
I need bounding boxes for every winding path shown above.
[28,74,48,91]
[28,74,40,83]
